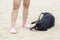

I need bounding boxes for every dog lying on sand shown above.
[30,12,55,31]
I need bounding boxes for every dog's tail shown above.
[38,13,44,20]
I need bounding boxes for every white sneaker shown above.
[10,27,16,34]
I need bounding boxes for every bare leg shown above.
[23,0,30,27]
[10,0,21,34]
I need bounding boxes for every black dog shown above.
[30,12,55,31]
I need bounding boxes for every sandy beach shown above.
[0,0,60,40]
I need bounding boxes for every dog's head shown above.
[30,22,47,31]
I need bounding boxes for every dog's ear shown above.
[31,21,37,24]
[31,21,36,24]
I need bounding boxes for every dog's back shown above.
[41,12,55,27]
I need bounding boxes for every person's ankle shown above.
[11,27,15,28]
[23,23,32,28]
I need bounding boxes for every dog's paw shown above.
[30,27,36,31]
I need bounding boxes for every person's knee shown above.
[13,3,20,10]
[23,0,30,8]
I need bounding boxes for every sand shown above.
[0,0,60,40]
